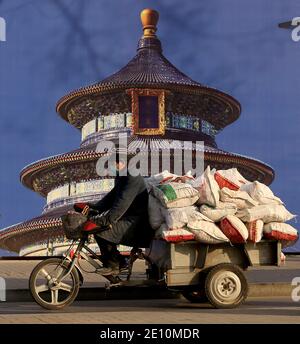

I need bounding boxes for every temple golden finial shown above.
[140,8,159,37]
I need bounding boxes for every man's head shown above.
[107,144,127,175]
[113,157,126,172]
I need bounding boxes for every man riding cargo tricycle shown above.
[29,212,282,310]
[29,157,283,310]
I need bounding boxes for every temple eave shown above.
[56,82,241,128]
[19,144,274,197]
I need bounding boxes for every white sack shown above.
[161,205,197,230]
[236,204,296,223]
[187,219,229,243]
[152,182,199,208]
[161,227,195,242]
[200,202,237,222]
[220,215,249,243]
[191,166,220,207]
[220,187,258,209]
[214,168,249,190]
[263,222,299,242]
[246,220,264,243]
[240,181,283,205]
[144,170,177,190]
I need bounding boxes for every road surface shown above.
[0,297,299,324]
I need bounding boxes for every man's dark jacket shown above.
[90,174,153,248]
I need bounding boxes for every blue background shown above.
[0,0,299,255]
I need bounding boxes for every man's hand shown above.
[90,211,112,229]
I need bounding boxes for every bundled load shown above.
[220,188,258,209]
[246,220,264,243]
[161,206,197,230]
[147,166,298,247]
[187,213,229,244]
[156,224,195,242]
[263,223,298,242]
[199,202,237,222]
[151,182,199,208]
[219,215,249,244]
[240,181,283,205]
[236,204,295,223]
[214,168,249,190]
[145,170,194,190]
[191,166,219,207]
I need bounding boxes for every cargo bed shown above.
[148,239,281,287]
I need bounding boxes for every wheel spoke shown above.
[36,284,49,294]
[59,283,73,293]
[51,289,59,304]
[40,268,51,281]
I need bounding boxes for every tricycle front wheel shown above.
[29,258,80,310]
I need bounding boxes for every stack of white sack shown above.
[147,170,232,244]
[148,174,201,242]
[147,170,196,242]
[198,168,298,245]
[147,167,299,246]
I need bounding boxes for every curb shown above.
[248,283,292,297]
[4,283,292,302]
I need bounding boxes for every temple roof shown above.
[56,9,241,129]
[100,38,200,86]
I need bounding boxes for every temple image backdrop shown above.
[0,0,299,255]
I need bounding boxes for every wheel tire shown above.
[181,289,208,303]
[29,258,80,310]
[205,263,248,309]
[181,269,210,303]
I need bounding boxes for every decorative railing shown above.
[81,113,133,141]
[46,179,115,205]
[81,112,218,142]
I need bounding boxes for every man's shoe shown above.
[96,266,115,276]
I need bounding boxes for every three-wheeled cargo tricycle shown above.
[29,230,282,310]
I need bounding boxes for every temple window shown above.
[126,88,166,135]
[138,96,159,129]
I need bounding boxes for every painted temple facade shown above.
[0,9,274,256]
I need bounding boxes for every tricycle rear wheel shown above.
[181,269,210,303]
[205,263,248,309]
[181,289,208,303]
